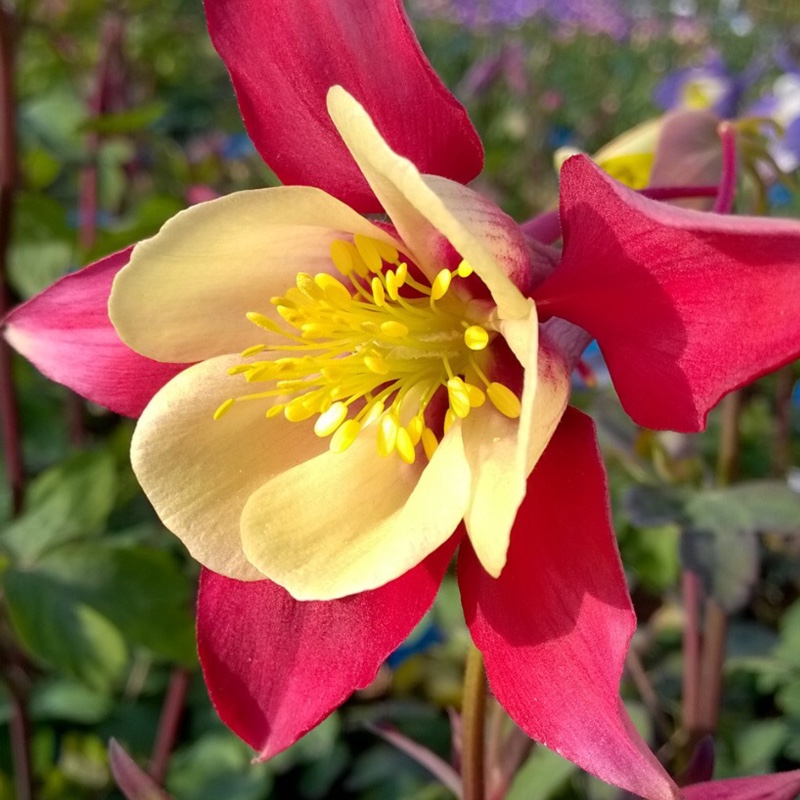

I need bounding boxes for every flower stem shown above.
[148,667,191,786]
[681,569,703,745]
[713,122,738,215]
[772,366,794,477]
[462,645,486,800]
[0,1,23,515]
[0,8,33,797]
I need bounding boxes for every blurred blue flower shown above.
[653,53,756,119]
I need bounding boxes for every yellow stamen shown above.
[330,419,362,453]
[487,382,522,418]
[314,401,348,437]
[330,240,354,275]
[377,413,399,457]
[354,234,383,273]
[431,269,452,301]
[396,426,416,465]
[214,398,235,420]
[218,235,523,462]
[457,259,474,278]
[421,428,439,460]
[464,325,489,351]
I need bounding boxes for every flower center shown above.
[214,235,521,464]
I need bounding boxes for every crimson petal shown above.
[684,770,800,800]
[197,536,457,759]
[4,248,185,418]
[459,408,678,800]
[203,0,483,213]
[536,156,800,432]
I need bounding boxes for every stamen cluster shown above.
[215,235,521,463]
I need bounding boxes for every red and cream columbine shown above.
[106,87,569,602]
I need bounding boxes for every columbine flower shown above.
[7,2,800,799]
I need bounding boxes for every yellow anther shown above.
[421,428,439,460]
[284,399,316,422]
[380,320,409,338]
[457,259,474,278]
[396,262,408,286]
[296,272,324,300]
[407,415,424,446]
[314,401,348,437]
[487,382,522,419]
[314,273,352,306]
[330,419,362,453]
[301,322,330,338]
[377,413,399,457]
[213,398,235,420]
[330,239,354,275]
[276,305,297,323]
[385,271,399,300]
[361,400,385,427]
[354,234,383,273]
[372,239,399,263]
[228,364,251,376]
[447,377,472,419]
[364,354,390,375]
[396,426,416,464]
[371,277,386,306]
[266,404,284,418]
[241,344,265,358]
[246,312,283,332]
[444,408,456,434]
[465,382,486,408]
[431,269,452,301]
[464,325,489,351]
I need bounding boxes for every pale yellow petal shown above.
[240,423,470,601]
[131,355,328,580]
[110,186,400,362]
[463,310,571,577]
[326,86,530,320]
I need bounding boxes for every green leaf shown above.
[30,678,113,725]
[735,719,789,773]
[680,528,758,613]
[3,568,128,690]
[685,481,800,537]
[8,240,73,298]
[3,450,117,563]
[21,147,61,189]
[507,746,578,800]
[623,484,688,528]
[166,732,273,800]
[30,542,195,664]
[80,102,166,134]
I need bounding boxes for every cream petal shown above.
[131,354,328,580]
[240,423,470,601]
[110,186,400,363]
[463,312,571,577]
[327,86,531,320]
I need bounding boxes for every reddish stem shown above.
[697,601,728,737]
[0,2,22,515]
[712,122,737,215]
[148,667,191,786]
[681,570,702,744]
[0,8,33,796]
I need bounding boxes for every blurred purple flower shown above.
[653,53,756,119]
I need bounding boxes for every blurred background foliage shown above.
[3,0,800,798]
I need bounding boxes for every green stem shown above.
[462,645,486,800]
